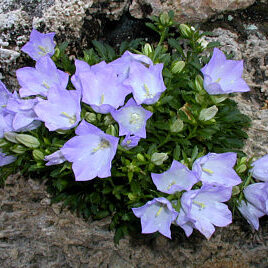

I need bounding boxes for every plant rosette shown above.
[0,12,267,243]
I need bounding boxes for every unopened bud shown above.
[171,61,185,74]
[195,75,204,93]
[53,47,60,59]
[199,105,218,121]
[0,139,8,147]
[151,152,168,166]
[143,43,153,56]
[170,119,184,133]
[179,24,191,38]
[104,115,114,126]
[33,149,45,161]
[106,125,116,136]
[210,95,228,104]
[232,186,240,196]
[160,12,170,26]
[236,164,247,173]
[16,134,40,148]
[85,112,97,123]
[4,132,18,143]
[11,144,26,154]
[137,153,145,162]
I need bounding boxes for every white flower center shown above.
[129,113,141,125]
[61,112,77,125]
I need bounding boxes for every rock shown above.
[129,0,256,21]
[0,175,267,267]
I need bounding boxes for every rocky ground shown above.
[1,1,268,267]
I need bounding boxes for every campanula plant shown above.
[0,12,267,243]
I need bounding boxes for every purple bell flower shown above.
[108,50,153,81]
[0,150,16,166]
[192,152,241,187]
[110,98,152,138]
[17,56,69,97]
[61,120,119,181]
[132,197,179,239]
[201,48,250,95]
[238,182,268,230]
[237,201,265,231]
[121,134,141,149]
[73,61,130,114]
[45,150,66,166]
[250,154,268,182]
[151,160,198,194]
[176,185,232,239]
[123,62,166,105]
[21,29,56,61]
[6,93,41,131]
[34,87,81,131]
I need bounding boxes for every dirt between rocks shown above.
[1,2,268,268]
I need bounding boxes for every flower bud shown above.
[151,152,168,166]
[179,24,191,38]
[104,115,114,126]
[160,12,171,26]
[16,134,40,148]
[195,75,204,93]
[199,105,218,121]
[236,164,247,174]
[143,43,153,56]
[137,153,145,162]
[85,112,97,123]
[0,139,8,147]
[171,61,185,74]
[106,125,116,136]
[4,132,18,143]
[11,144,27,154]
[232,186,240,196]
[210,95,228,104]
[170,118,184,133]
[33,149,45,161]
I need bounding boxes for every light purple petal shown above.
[0,150,16,166]
[132,197,178,239]
[61,121,118,181]
[238,200,265,230]
[121,134,141,149]
[45,150,66,166]
[21,29,56,61]
[193,152,241,187]
[151,160,198,194]
[250,154,268,182]
[111,98,152,138]
[34,87,81,131]
[201,48,250,95]
[17,56,69,97]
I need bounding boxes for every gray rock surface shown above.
[0,174,267,267]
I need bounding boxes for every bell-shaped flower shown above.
[176,185,232,239]
[201,48,250,95]
[34,87,81,131]
[121,134,141,149]
[151,160,198,194]
[74,61,130,114]
[250,154,268,182]
[6,93,41,131]
[0,81,13,114]
[108,50,153,81]
[17,56,69,97]
[238,182,268,230]
[21,29,56,61]
[132,197,178,239]
[123,62,166,105]
[0,150,16,166]
[60,120,119,181]
[110,98,152,138]
[45,150,66,166]
[192,152,241,187]
[237,201,265,230]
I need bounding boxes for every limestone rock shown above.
[129,0,256,21]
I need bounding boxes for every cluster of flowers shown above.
[134,153,268,239]
[0,29,267,239]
